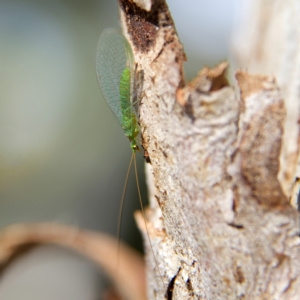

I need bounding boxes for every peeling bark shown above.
[0,223,146,300]
[232,1,300,197]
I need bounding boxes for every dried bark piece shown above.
[0,223,146,300]
[232,1,300,197]
[236,71,287,207]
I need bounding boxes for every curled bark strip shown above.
[0,223,146,300]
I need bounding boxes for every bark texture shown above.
[0,1,300,300]
[231,0,300,197]
[119,0,300,299]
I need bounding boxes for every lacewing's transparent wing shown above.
[95,29,164,288]
[96,28,134,125]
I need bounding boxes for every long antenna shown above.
[116,152,134,268]
[133,154,165,290]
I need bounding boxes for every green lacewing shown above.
[96,28,139,151]
[96,28,164,290]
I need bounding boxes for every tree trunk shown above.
[1,1,300,299]
[121,0,300,299]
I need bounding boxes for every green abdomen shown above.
[119,68,139,142]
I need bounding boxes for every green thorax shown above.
[119,67,139,151]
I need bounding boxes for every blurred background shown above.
[0,0,248,299]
